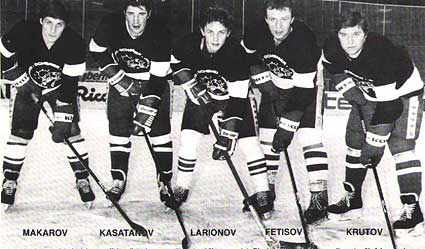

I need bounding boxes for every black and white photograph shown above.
[1,0,425,248]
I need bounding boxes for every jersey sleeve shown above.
[58,31,87,104]
[224,42,250,120]
[89,14,116,70]
[143,27,171,98]
[170,34,197,85]
[0,21,31,72]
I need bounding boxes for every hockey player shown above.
[0,0,95,210]
[171,7,273,219]
[89,0,173,206]
[323,10,424,236]
[241,0,329,224]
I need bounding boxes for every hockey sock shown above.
[345,147,367,190]
[239,137,269,192]
[66,135,89,179]
[394,150,422,198]
[150,134,173,183]
[3,135,29,181]
[176,130,202,189]
[259,128,280,185]
[110,135,131,181]
[302,142,328,191]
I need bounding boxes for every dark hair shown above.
[335,10,368,33]
[39,0,69,23]
[124,0,152,13]
[200,7,233,31]
[264,0,294,16]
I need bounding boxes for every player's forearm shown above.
[57,75,79,104]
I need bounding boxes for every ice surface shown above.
[1,105,424,249]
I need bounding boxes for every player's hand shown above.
[359,124,392,167]
[250,65,279,101]
[271,115,301,153]
[50,103,74,143]
[110,72,140,97]
[334,76,367,106]
[212,117,241,160]
[183,80,212,105]
[271,127,294,153]
[5,70,42,98]
[359,143,384,167]
[132,95,161,135]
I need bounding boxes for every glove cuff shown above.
[335,77,356,95]
[365,131,390,147]
[220,129,239,139]
[278,117,299,132]
[107,69,125,85]
[251,71,272,85]
[54,112,74,123]
[13,72,30,87]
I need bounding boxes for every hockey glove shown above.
[250,65,278,100]
[3,67,41,98]
[174,69,212,105]
[212,116,242,160]
[50,102,74,143]
[132,95,161,135]
[334,75,367,106]
[103,64,140,97]
[359,123,393,167]
[272,111,303,153]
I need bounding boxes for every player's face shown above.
[265,7,294,43]
[40,17,65,46]
[200,21,230,54]
[125,5,150,38]
[338,25,367,58]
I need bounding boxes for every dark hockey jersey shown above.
[242,20,320,113]
[171,32,251,118]
[0,20,86,103]
[89,12,170,81]
[323,32,424,123]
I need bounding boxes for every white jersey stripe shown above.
[88,39,107,53]
[63,62,86,77]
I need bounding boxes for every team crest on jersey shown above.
[28,62,62,89]
[113,48,150,72]
[263,54,294,79]
[195,70,228,97]
[345,70,377,98]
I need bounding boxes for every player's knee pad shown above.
[110,135,130,146]
[11,129,34,140]
[296,128,324,148]
[346,146,365,169]
[238,136,265,162]
[259,128,278,155]
[178,129,202,159]
[259,128,275,142]
[109,120,131,137]
[150,133,172,146]
[392,150,420,165]
[345,128,364,149]
[69,123,81,137]
[388,138,416,156]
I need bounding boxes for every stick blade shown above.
[129,221,149,239]
[280,241,319,249]
[182,237,190,249]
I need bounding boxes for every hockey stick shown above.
[197,99,280,249]
[32,94,149,238]
[129,94,190,249]
[282,149,319,249]
[357,105,397,249]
